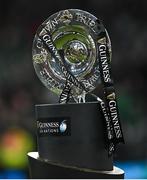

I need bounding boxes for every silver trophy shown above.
[32,9,112,102]
[29,9,124,179]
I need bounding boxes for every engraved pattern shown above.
[59,10,73,24]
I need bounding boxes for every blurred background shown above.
[0,0,147,178]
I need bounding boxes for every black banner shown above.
[97,38,125,147]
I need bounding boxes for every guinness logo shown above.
[98,37,106,44]
[107,92,115,100]
[39,28,47,36]
[37,117,71,137]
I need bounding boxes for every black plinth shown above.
[36,102,113,170]
[28,152,124,179]
[28,102,124,178]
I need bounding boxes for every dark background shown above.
[0,0,147,178]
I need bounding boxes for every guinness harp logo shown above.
[107,92,116,100]
[98,37,106,45]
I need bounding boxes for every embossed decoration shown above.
[32,9,112,97]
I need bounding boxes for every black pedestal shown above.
[28,102,124,178]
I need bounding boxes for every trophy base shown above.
[28,152,124,179]
[36,102,113,171]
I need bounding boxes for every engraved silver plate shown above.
[32,9,112,96]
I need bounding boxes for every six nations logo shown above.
[37,118,70,136]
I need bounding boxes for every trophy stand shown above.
[28,102,124,178]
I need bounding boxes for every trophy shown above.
[28,9,125,178]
